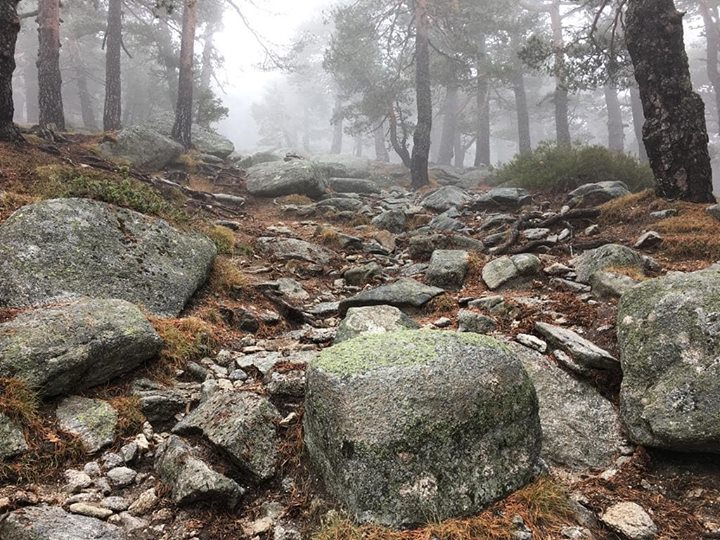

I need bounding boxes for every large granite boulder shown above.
[100,125,183,170]
[0,505,126,539]
[335,305,420,344]
[0,299,162,397]
[0,199,216,317]
[304,330,541,527]
[145,112,235,159]
[618,269,720,452]
[246,161,328,199]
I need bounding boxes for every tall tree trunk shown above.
[0,0,21,140]
[200,23,215,91]
[475,75,490,167]
[171,0,197,149]
[454,129,465,168]
[604,83,624,152]
[374,122,389,162]
[626,0,714,203]
[550,1,570,145]
[103,0,122,131]
[513,70,532,155]
[701,2,720,137]
[24,63,39,124]
[68,39,98,131]
[330,96,343,154]
[410,0,431,189]
[438,82,459,166]
[156,21,178,109]
[37,0,65,130]
[389,105,411,167]
[353,134,363,157]
[629,84,648,162]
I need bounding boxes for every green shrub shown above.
[492,143,654,193]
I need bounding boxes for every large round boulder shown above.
[246,160,328,199]
[0,199,216,317]
[304,330,542,527]
[618,269,720,452]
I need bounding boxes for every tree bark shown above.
[68,38,98,131]
[410,0,431,189]
[37,0,65,130]
[171,0,197,149]
[700,2,720,137]
[513,69,532,155]
[0,0,21,140]
[626,0,714,203]
[475,70,490,167]
[604,83,624,153]
[438,82,459,166]
[550,1,570,145]
[454,129,464,168]
[374,122,389,162]
[330,95,343,154]
[629,84,648,162]
[388,105,411,167]
[103,0,122,131]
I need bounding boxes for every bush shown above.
[493,143,654,193]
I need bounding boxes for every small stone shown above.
[84,462,102,477]
[101,497,130,512]
[634,231,663,249]
[0,413,28,460]
[707,204,720,221]
[120,442,138,463]
[516,334,547,353]
[601,502,657,540]
[106,467,137,488]
[457,310,497,334]
[69,502,114,520]
[649,209,677,219]
[585,225,600,236]
[65,470,93,493]
[128,488,158,516]
[433,317,453,328]
[102,452,124,470]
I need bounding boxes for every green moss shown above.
[313,330,509,376]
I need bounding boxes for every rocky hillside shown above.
[0,136,718,540]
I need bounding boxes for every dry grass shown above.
[604,265,649,281]
[279,194,314,206]
[109,395,146,439]
[0,377,40,426]
[466,254,486,280]
[599,189,670,225]
[424,294,457,315]
[150,317,220,380]
[207,225,237,256]
[405,214,431,232]
[208,257,248,295]
[655,208,720,261]
[316,226,341,248]
[0,191,37,223]
[313,477,575,540]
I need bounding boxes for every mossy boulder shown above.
[100,125,183,170]
[0,198,216,317]
[572,244,647,284]
[56,396,118,454]
[0,298,162,398]
[304,330,542,527]
[618,269,720,452]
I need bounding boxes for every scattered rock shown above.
[426,250,469,290]
[371,210,406,233]
[328,177,380,194]
[106,467,137,488]
[343,262,382,286]
[482,254,541,290]
[634,231,662,249]
[535,322,618,370]
[69,502,114,520]
[589,271,639,299]
[457,310,496,334]
[335,305,420,344]
[56,397,118,454]
[339,278,444,316]
[474,187,532,209]
[601,502,657,540]
[100,125,183,170]
[0,505,126,539]
[256,237,335,265]
[421,186,470,212]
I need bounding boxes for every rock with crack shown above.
[509,343,623,471]
[482,254,541,290]
[535,322,618,370]
[420,186,471,212]
[256,237,335,265]
[0,299,162,398]
[56,397,118,454]
[335,305,420,344]
[304,330,541,527]
[0,504,127,539]
[618,268,720,452]
[155,435,244,509]
[339,278,444,316]
[0,199,216,317]
[572,244,648,284]
[173,391,280,481]
[0,413,28,460]
[246,160,328,199]
[132,379,195,432]
[426,250,469,290]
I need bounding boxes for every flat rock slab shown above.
[0,198,216,317]
[335,305,420,344]
[474,188,532,209]
[339,278,444,316]
[246,160,328,199]
[535,322,618,370]
[510,343,623,471]
[256,237,335,265]
[173,391,280,481]
[57,396,118,454]
[0,298,162,397]
[0,505,127,539]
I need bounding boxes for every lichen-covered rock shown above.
[100,125,183,170]
[339,278,444,316]
[173,391,280,481]
[155,435,244,509]
[421,186,471,212]
[144,111,235,159]
[572,244,647,284]
[0,299,162,397]
[0,505,127,539]
[304,330,542,527]
[473,187,532,209]
[426,250,469,290]
[246,161,328,199]
[618,269,720,452]
[56,397,118,454]
[482,254,541,290]
[335,305,420,344]
[0,199,216,317]
[0,413,28,460]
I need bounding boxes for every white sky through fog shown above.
[214,0,332,151]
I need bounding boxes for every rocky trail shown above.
[0,136,719,540]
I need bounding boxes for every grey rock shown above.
[155,435,243,509]
[101,497,129,512]
[65,470,93,493]
[106,467,136,488]
[567,181,631,206]
[328,177,380,194]
[650,209,678,219]
[0,413,28,460]
[343,262,382,286]
[474,188,532,209]
[510,343,623,471]
[634,231,663,249]
[0,299,162,398]
[601,502,657,540]
[0,198,216,317]
[371,210,406,234]
[421,186,470,212]
[339,278,444,316]
[313,154,371,178]
[304,330,541,527]
[145,112,235,158]
[69,503,114,520]
[100,125,183,170]
[482,254,541,290]
[335,305,420,344]
[128,488,158,516]
[256,237,335,265]
[408,233,484,260]
[618,269,720,452]
[246,160,328,199]
[426,250,469,290]
[535,322,618,370]
[173,391,280,481]
[589,271,639,299]
[427,212,465,232]
[515,334,547,353]
[572,244,646,284]
[707,204,720,221]
[0,505,126,539]
[132,379,191,432]
[457,310,497,334]
[237,151,282,169]
[56,397,118,454]
[316,197,364,212]
[275,278,310,301]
